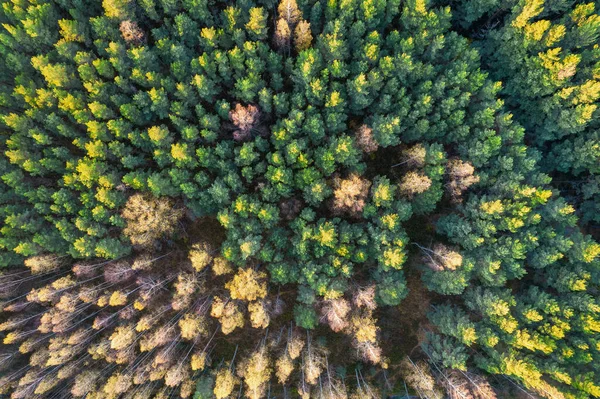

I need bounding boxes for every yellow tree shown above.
[189,241,214,272]
[214,367,239,399]
[226,268,267,301]
[121,193,183,247]
[330,174,371,217]
[399,171,432,198]
[446,158,479,202]
[238,346,273,399]
[294,20,313,52]
[211,296,245,335]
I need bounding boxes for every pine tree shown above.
[246,8,268,40]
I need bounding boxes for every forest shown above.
[0,0,599,398]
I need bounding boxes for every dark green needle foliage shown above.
[437,0,600,229]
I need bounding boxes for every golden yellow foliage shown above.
[189,241,214,271]
[248,301,270,329]
[330,174,371,217]
[276,353,294,384]
[178,313,207,340]
[214,368,238,399]
[274,18,291,50]
[399,171,432,198]
[226,268,267,301]
[278,0,301,25]
[211,297,245,335]
[213,256,234,276]
[24,255,64,274]
[294,20,313,52]
[122,193,183,247]
[109,290,128,306]
[239,348,272,399]
[191,351,208,371]
[109,325,135,350]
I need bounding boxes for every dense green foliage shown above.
[0,0,599,398]
[440,0,600,228]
